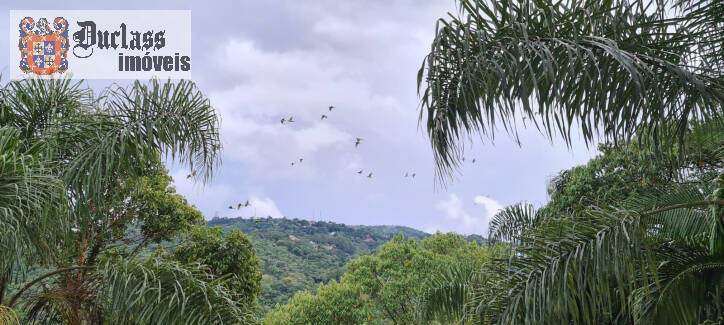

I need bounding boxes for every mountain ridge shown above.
[207,216,485,308]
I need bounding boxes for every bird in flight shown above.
[228,205,233,210]
[367,172,373,178]
[357,169,364,174]
[288,116,295,123]
[472,158,476,163]
[412,173,416,178]
[321,114,328,120]
[404,172,409,177]
[299,158,304,163]
[280,118,286,124]
[244,200,250,207]
[329,105,335,111]
[291,162,296,166]
[186,170,197,179]
[354,138,363,148]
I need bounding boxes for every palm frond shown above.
[496,211,650,324]
[0,78,91,140]
[23,286,89,325]
[0,127,64,288]
[478,185,724,324]
[487,203,541,244]
[98,258,252,324]
[57,79,221,203]
[631,253,724,324]
[419,0,724,180]
[626,183,713,247]
[0,305,20,325]
[422,261,482,323]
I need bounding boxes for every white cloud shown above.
[433,194,503,235]
[170,170,284,219]
[473,195,503,219]
[247,196,284,218]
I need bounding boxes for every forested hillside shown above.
[208,217,483,309]
[262,232,497,324]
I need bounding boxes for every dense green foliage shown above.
[417,0,724,323]
[450,135,724,324]
[547,143,673,214]
[208,217,440,309]
[544,140,722,216]
[262,233,495,324]
[173,226,263,310]
[0,79,262,324]
[3,0,722,323]
[262,280,374,325]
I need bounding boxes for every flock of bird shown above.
[281,105,371,176]
[198,104,477,214]
[228,200,251,210]
[214,104,374,212]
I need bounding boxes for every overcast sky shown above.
[2,0,596,235]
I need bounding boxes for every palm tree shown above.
[490,183,723,324]
[418,0,724,323]
[0,78,253,323]
[425,179,724,324]
[0,128,63,313]
[418,0,723,180]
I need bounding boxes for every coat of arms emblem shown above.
[18,17,69,75]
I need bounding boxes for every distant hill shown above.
[208,217,485,310]
[207,217,429,309]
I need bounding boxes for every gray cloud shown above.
[1,0,596,234]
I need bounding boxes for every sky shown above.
[1,0,597,235]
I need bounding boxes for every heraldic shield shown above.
[19,17,69,75]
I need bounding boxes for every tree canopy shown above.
[418,0,723,323]
[263,233,495,325]
[0,78,261,324]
